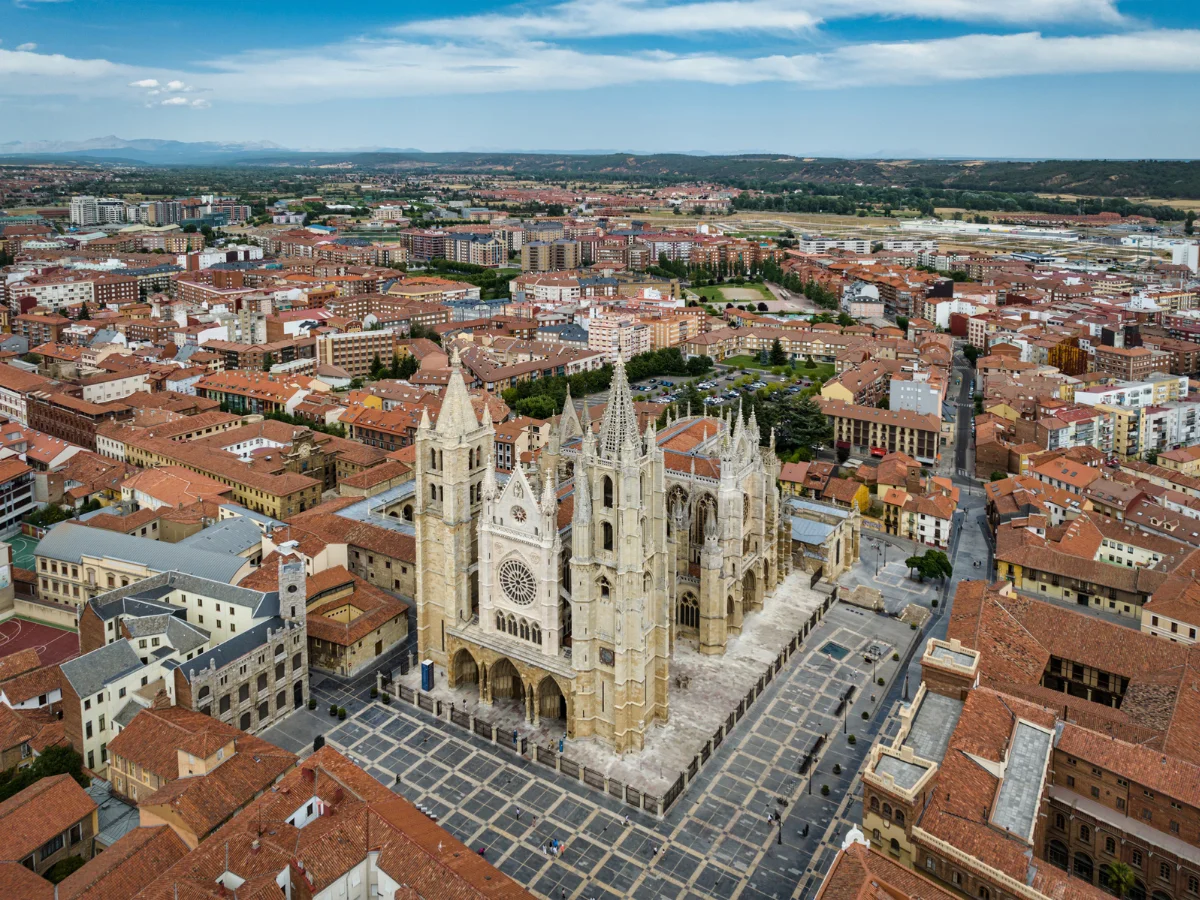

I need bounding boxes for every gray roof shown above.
[181,617,287,683]
[60,640,142,698]
[333,480,417,537]
[219,505,284,530]
[993,721,1053,842]
[178,516,263,557]
[123,614,172,638]
[88,329,121,346]
[786,497,852,520]
[791,515,835,546]
[902,690,963,764]
[874,754,930,790]
[113,699,145,729]
[38,523,247,584]
[166,617,209,655]
[88,570,275,616]
[86,778,139,848]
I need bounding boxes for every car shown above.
[703,396,721,405]
[661,380,674,387]
[786,386,802,394]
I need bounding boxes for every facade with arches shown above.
[416,353,784,754]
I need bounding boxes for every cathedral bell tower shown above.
[569,356,670,753]
[414,348,495,668]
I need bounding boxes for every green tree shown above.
[769,338,788,367]
[45,857,86,884]
[1107,862,1138,899]
[836,312,855,328]
[876,398,889,410]
[0,744,88,802]
[515,395,558,419]
[905,550,953,583]
[261,352,275,372]
[776,396,832,453]
[397,354,419,379]
[895,316,909,332]
[804,355,817,370]
[1147,450,1159,465]
[962,344,981,365]
[1187,212,1196,236]
[78,302,90,320]
[990,471,1007,481]
[349,377,365,390]
[369,352,385,380]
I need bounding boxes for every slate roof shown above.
[178,617,290,684]
[177,515,264,557]
[38,522,247,584]
[59,640,143,699]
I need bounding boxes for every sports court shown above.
[6,534,38,571]
[0,618,78,667]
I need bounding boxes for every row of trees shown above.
[501,348,713,419]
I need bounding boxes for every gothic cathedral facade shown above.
[415,349,785,755]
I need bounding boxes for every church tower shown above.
[569,356,670,753]
[278,541,307,627]
[415,349,495,668]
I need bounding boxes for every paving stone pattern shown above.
[266,605,918,900]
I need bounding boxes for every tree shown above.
[895,316,909,333]
[769,338,788,367]
[990,471,1007,481]
[962,344,981,365]
[876,398,889,410]
[45,857,86,884]
[836,445,850,464]
[515,395,558,419]
[0,744,88,802]
[1107,862,1137,899]
[78,302,90,320]
[776,396,833,454]
[348,377,365,390]
[397,354,419,379]
[261,352,275,372]
[905,549,953,583]
[804,355,817,370]
[836,312,855,328]
[369,352,385,380]
[1187,212,1196,236]
[1147,450,1159,465]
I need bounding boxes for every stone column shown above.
[525,683,533,723]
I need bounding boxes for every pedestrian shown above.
[624,814,630,826]
[478,847,486,859]
[515,807,522,820]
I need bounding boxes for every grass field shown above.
[689,283,775,304]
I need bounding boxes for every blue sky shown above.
[2,0,1199,157]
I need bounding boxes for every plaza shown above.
[262,603,922,899]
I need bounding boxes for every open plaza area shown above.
[263,602,922,899]
[397,570,836,798]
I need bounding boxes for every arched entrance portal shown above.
[743,568,758,610]
[451,649,480,694]
[490,658,525,707]
[537,676,567,723]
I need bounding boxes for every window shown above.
[1067,775,1075,787]
[953,872,963,886]
[926,858,935,872]
[1133,851,1143,868]
[85,721,92,739]
[1092,786,1101,799]
[98,715,105,732]
[979,888,990,900]
[1106,838,1116,855]
[220,694,230,713]
[239,684,249,702]
[1161,864,1172,881]
[69,823,82,844]
[1055,813,1066,830]
[118,687,126,699]
[1187,876,1198,894]
[40,834,63,860]
[1080,825,1090,843]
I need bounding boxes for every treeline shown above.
[420,258,515,301]
[501,348,713,419]
[732,184,1186,221]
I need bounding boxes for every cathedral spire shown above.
[558,384,583,441]
[435,346,479,438]
[482,449,498,501]
[598,355,641,458]
[418,405,431,433]
[541,467,557,519]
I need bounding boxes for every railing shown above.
[372,590,834,818]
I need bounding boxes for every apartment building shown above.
[314,328,400,377]
[522,239,581,272]
[587,314,650,362]
[820,400,942,464]
[1095,345,1168,380]
[445,233,505,267]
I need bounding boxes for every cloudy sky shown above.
[2,0,1197,157]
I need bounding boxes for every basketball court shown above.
[0,618,78,667]
[5,534,38,571]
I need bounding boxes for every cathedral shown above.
[415,349,787,754]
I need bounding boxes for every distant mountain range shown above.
[0,136,297,164]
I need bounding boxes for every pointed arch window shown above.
[598,577,611,599]
[602,476,614,509]
[602,522,613,551]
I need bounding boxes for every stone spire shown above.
[418,405,431,433]
[541,467,557,519]
[482,449,498,501]
[435,346,478,438]
[480,395,493,428]
[598,355,641,459]
[558,384,583,441]
[574,460,591,518]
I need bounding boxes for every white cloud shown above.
[159,96,190,105]
[399,0,1124,41]
[190,28,1200,101]
[129,78,159,88]
[15,43,37,51]
[164,79,187,91]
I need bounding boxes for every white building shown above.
[798,236,871,255]
[69,196,99,227]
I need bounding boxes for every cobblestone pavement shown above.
[264,606,920,900]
